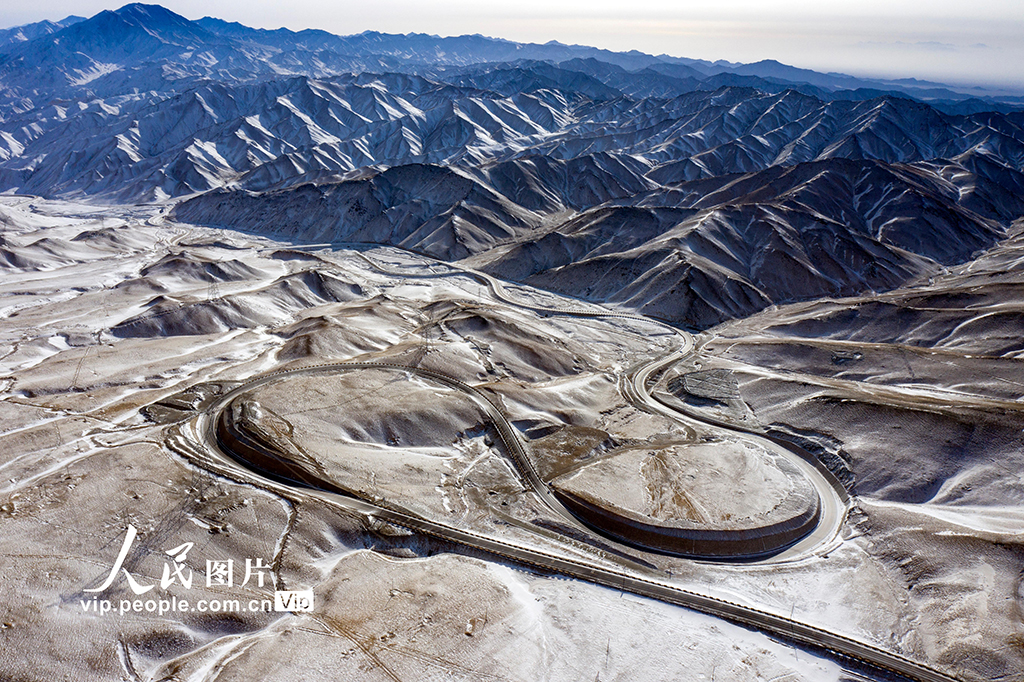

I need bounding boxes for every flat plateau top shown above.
[550,438,818,532]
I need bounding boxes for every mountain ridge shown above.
[3,3,1024,330]
[2,3,1020,118]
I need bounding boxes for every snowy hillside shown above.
[2,3,1024,327]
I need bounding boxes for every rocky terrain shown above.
[1,4,1023,682]
[0,198,857,681]
[3,6,1021,330]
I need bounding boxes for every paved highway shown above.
[622,350,850,562]
[169,363,957,682]
[166,249,959,682]
[357,249,848,561]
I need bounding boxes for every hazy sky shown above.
[3,1,1022,91]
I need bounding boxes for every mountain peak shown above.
[0,14,84,47]
[113,3,195,29]
[115,3,179,18]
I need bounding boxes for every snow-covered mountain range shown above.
[3,3,1024,327]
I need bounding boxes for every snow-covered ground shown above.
[1,198,1019,681]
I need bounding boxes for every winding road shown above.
[623,349,850,562]
[355,248,849,560]
[167,248,959,682]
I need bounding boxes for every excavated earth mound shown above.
[550,438,821,558]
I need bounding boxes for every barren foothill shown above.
[0,197,1020,681]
